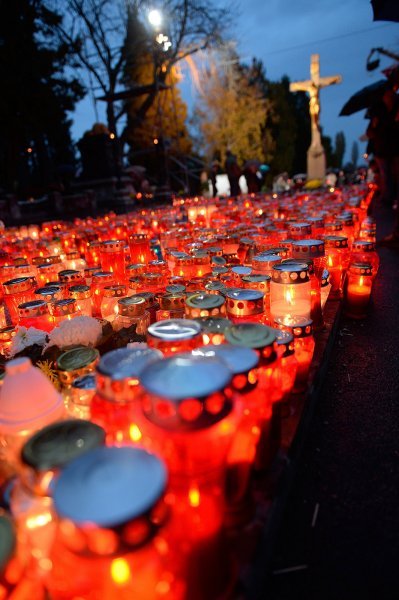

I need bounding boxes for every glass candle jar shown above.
[58,269,84,290]
[48,446,179,600]
[275,329,297,401]
[156,293,186,321]
[146,319,203,356]
[84,266,102,286]
[3,277,36,325]
[135,292,159,325]
[324,236,350,299]
[307,216,325,239]
[139,355,238,600]
[11,420,105,577]
[204,281,226,295]
[195,316,231,346]
[100,240,126,285]
[65,374,96,420]
[125,263,147,285]
[251,253,281,276]
[91,271,115,318]
[63,251,87,272]
[0,326,16,358]
[359,216,376,242]
[185,292,226,320]
[224,323,280,471]
[0,358,64,472]
[57,347,100,389]
[289,222,312,240]
[128,233,153,264]
[275,316,314,393]
[320,269,332,310]
[34,286,63,312]
[101,285,127,324]
[113,296,150,334]
[242,274,271,314]
[91,347,162,446]
[237,237,255,265]
[173,255,195,280]
[270,262,311,321]
[291,239,326,280]
[85,241,102,267]
[52,298,80,326]
[37,263,61,287]
[337,213,355,246]
[343,262,373,319]
[351,240,379,280]
[193,344,260,527]
[69,284,92,317]
[224,289,268,325]
[18,300,53,332]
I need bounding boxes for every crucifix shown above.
[290,54,342,180]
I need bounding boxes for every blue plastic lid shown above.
[53,446,167,527]
[194,344,259,374]
[140,355,231,400]
[97,347,162,381]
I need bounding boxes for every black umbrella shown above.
[371,0,399,23]
[339,80,388,116]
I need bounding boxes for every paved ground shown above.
[264,204,399,600]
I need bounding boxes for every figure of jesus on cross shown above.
[290,54,342,180]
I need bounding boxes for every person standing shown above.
[225,150,242,197]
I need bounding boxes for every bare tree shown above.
[51,0,233,137]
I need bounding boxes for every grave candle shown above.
[323,236,350,299]
[139,355,238,600]
[100,241,126,285]
[344,262,373,319]
[147,319,203,356]
[270,262,311,321]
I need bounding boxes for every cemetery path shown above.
[263,203,399,600]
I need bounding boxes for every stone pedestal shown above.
[307,143,326,181]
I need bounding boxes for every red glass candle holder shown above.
[3,277,36,325]
[85,241,102,267]
[224,289,269,325]
[224,323,281,470]
[52,299,80,326]
[128,233,153,264]
[324,236,350,299]
[194,344,260,527]
[195,316,231,346]
[18,300,53,332]
[146,319,203,355]
[90,272,115,318]
[113,296,150,334]
[185,292,226,320]
[91,347,163,445]
[275,329,297,401]
[139,355,238,600]
[291,239,326,280]
[58,270,84,290]
[275,316,314,393]
[69,285,92,317]
[156,293,186,321]
[343,262,373,319]
[251,253,281,277]
[100,285,127,324]
[289,222,312,240]
[351,240,379,280]
[48,446,180,600]
[10,420,105,578]
[100,240,126,285]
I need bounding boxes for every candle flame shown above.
[360,276,364,286]
[26,512,52,530]
[189,486,200,507]
[328,255,333,267]
[129,424,142,442]
[111,558,131,585]
[285,288,294,305]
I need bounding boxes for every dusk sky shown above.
[71,0,399,164]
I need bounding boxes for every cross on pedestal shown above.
[290,54,342,181]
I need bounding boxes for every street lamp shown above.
[148,9,162,29]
